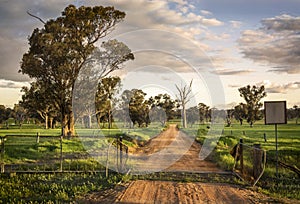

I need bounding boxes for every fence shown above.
[231,139,267,186]
[0,134,128,174]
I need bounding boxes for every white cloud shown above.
[256,80,300,94]
[211,69,254,76]
[261,14,300,31]
[0,79,30,89]
[0,0,225,84]
[229,80,300,94]
[180,6,189,14]
[168,0,187,5]
[239,14,300,74]
[230,20,242,28]
[200,10,212,16]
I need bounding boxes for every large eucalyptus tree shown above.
[20,5,133,136]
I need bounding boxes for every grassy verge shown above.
[0,172,123,203]
[192,120,300,200]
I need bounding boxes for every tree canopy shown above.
[238,85,266,126]
[20,5,132,136]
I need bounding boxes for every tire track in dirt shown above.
[115,180,251,204]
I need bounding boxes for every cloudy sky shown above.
[1,0,300,108]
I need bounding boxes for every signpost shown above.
[264,101,287,177]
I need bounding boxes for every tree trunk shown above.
[108,110,112,129]
[182,106,187,128]
[88,115,92,128]
[61,114,69,136]
[45,114,48,129]
[68,110,75,136]
[49,117,53,129]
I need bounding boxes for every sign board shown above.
[264,101,287,125]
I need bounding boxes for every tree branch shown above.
[27,10,46,24]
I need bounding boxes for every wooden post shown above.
[263,133,267,142]
[120,136,123,172]
[253,144,263,179]
[116,137,119,172]
[60,136,63,172]
[275,124,279,178]
[36,132,40,144]
[0,137,5,173]
[239,138,244,175]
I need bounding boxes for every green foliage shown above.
[149,93,179,125]
[238,85,267,126]
[20,4,131,136]
[129,89,150,127]
[95,76,121,129]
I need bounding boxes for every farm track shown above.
[81,124,295,203]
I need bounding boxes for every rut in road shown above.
[116,180,250,204]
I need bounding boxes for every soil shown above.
[79,125,299,204]
[126,124,222,174]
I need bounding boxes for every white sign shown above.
[264,101,287,125]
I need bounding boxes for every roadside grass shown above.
[0,172,123,203]
[0,122,164,168]
[190,119,300,200]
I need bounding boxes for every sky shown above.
[1,0,300,109]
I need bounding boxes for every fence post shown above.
[239,138,244,175]
[0,137,5,173]
[36,132,40,144]
[263,133,267,142]
[253,144,263,179]
[120,135,123,172]
[60,136,63,172]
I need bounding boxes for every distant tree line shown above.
[2,82,299,130]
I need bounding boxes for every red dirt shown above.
[128,124,223,173]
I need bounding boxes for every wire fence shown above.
[0,134,128,174]
[231,139,267,186]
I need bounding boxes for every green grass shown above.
[0,172,123,203]
[220,121,300,172]
[190,119,300,200]
[0,122,165,171]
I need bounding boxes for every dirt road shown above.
[80,124,293,203]
[128,124,223,174]
[115,180,274,204]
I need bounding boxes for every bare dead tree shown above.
[175,80,193,128]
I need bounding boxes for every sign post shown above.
[264,101,287,177]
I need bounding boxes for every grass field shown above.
[0,119,299,201]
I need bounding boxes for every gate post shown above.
[239,138,244,175]
[253,144,263,179]
[0,137,5,173]
[36,132,40,144]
